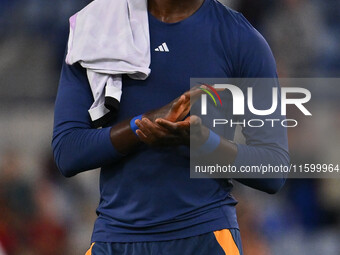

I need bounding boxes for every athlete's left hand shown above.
[135,115,209,147]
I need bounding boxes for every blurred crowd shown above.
[0,0,339,254]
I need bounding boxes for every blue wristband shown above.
[130,114,143,135]
[196,130,220,154]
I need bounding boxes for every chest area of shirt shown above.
[118,26,233,116]
[149,26,232,78]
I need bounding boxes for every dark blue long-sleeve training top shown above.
[52,0,289,242]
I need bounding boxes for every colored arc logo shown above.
[199,84,223,106]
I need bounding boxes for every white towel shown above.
[66,0,150,127]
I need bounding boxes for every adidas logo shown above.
[155,42,169,52]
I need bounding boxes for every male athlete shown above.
[52,0,289,254]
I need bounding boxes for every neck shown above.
[148,0,205,23]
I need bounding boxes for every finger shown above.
[185,86,204,99]
[178,116,199,134]
[142,117,157,127]
[176,120,190,129]
[171,95,186,112]
[187,86,207,105]
[155,118,178,132]
[168,90,198,121]
[189,115,202,126]
[182,86,201,100]
[136,125,159,145]
[136,129,148,140]
[176,106,191,122]
[199,83,225,92]
[142,118,168,136]
[189,84,225,105]
[167,96,188,121]
[156,118,190,132]
[135,119,152,136]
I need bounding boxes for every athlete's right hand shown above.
[144,85,205,122]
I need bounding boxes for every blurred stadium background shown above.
[0,0,339,254]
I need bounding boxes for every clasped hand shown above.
[135,86,209,147]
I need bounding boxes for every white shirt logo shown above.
[155,42,169,52]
